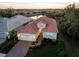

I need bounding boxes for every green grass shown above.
[0,32,79,57]
[57,33,79,57]
[26,36,66,57]
[26,42,65,57]
[26,32,79,57]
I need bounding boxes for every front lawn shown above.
[26,36,66,57]
[26,32,79,57]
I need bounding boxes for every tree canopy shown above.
[58,3,79,39]
[0,8,15,18]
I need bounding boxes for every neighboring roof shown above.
[0,15,30,21]
[18,16,58,34]
[0,15,32,32]
[7,15,30,21]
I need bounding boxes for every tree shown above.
[0,8,15,18]
[5,8,15,17]
[7,30,18,42]
[59,3,79,39]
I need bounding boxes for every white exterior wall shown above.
[18,33,37,42]
[43,32,57,40]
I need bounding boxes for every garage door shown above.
[18,33,37,41]
[43,32,57,40]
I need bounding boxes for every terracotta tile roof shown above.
[18,16,58,33]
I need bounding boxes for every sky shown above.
[0,0,79,9]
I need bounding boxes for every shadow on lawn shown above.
[26,39,67,57]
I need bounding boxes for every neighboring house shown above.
[33,10,42,14]
[15,10,33,15]
[0,15,32,43]
[15,10,45,15]
[18,15,58,42]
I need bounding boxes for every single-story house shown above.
[18,15,58,42]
